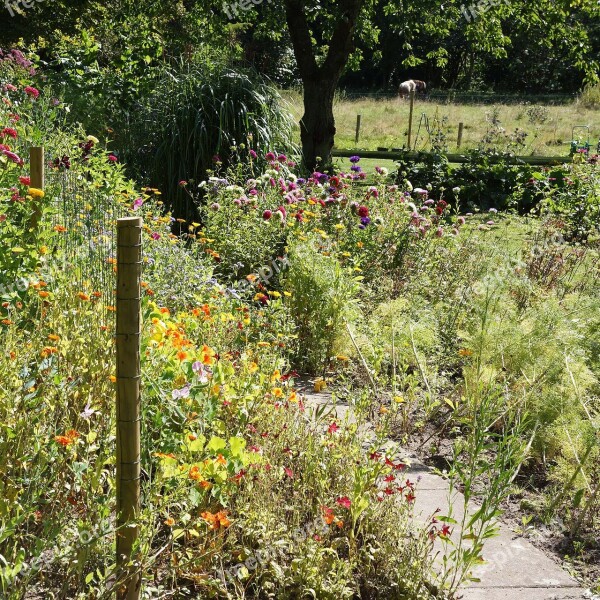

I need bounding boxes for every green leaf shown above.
[207,436,227,453]
[229,436,246,457]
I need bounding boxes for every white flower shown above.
[404,180,413,192]
[452,186,461,194]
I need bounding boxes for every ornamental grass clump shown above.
[128,58,297,219]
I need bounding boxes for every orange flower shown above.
[458,348,473,357]
[92,291,102,298]
[201,510,231,530]
[164,517,175,527]
[322,506,335,525]
[53,225,67,232]
[77,292,90,301]
[216,454,227,466]
[200,345,215,365]
[176,351,188,361]
[47,334,60,341]
[38,291,50,298]
[40,346,58,358]
[54,429,79,447]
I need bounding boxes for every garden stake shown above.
[116,217,143,600]
[457,122,464,148]
[407,91,415,149]
[29,146,44,231]
[355,114,362,144]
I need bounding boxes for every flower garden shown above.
[1,51,600,600]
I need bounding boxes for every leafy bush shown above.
[283,236,360,373]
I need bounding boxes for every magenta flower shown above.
[262,209,273,220]
[24,86,39,99]
[108,154,118,162]
[249,149,258,159]
[132,197,143,210]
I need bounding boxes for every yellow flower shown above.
[28,188,45,199]
[314,379,326,392]
[335,355,349,361]
[39,246,49,255]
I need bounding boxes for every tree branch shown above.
[322,0,365,77]
[284,0,319,80]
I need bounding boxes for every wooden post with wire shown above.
[407,91,415,149]
[457,122,464,149]
[29,147,44,231]
[116,216,143,600]
[355,114,362,144]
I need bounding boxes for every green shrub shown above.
[283,236,360,374]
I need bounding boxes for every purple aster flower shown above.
[349,155,361,163]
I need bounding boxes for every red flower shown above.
[358,205,369,218]
[440,524,452,538]
[19,176,30,186]
[107,154,118,162]
[262,209,273,220]
[1,127,17,139]
[327,422,340,434]
[284,467,294,479]
[336,496,351,509]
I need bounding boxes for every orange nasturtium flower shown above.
[200,345,215,365]
[176,351,188,361]
[458,348,473,357]
[164,517,175,527]
[201,510,231,530]
[54,429,80,447]
[77,292,90,301]
[53,225,67,232]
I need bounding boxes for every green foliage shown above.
[284,236,361,373]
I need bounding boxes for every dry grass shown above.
[281,90,600,157]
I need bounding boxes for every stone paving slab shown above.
[297,380,590,600]
[460,587,588,599]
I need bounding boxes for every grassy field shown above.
[283,91,600,157]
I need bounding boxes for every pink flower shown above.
[2,149,22,165]
[151,232,160,240]
[24,86,39,99]
[265,152,276,161]
[327,422,340,434]
[262,210,272,220]
[132,197,143,210]
[3,84,17,92]
[178,180,187,187]
[336,496,351,509]
[249,149,257,159]
[19,176,30,186]
[284,467,294,479]
[107,154,118,162]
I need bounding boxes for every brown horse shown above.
[398,80,427,98]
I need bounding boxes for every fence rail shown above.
[337,90,580,105]
[332,148,571,166]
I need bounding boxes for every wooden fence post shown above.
[355,114,362,144]
[457,122,464,149]
[407,91,415,149]
[29,147,44,230]
[116,216,143,600]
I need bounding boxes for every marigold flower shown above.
[38,291,50,298]
[28,188,44,199]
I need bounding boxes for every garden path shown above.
[297,377,592,600]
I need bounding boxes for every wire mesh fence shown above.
[44,166,131,324]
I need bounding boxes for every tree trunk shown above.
[300,77,338,172]
[284,0,365,171]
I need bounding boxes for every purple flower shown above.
[350,165,362,173]
[192,361,211,383]
[249,149,258,159]
[172,385,191,400]
[349,155,361,163]
[265,152,276,161]
[360,216,371,226]
[277,154,287,162]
